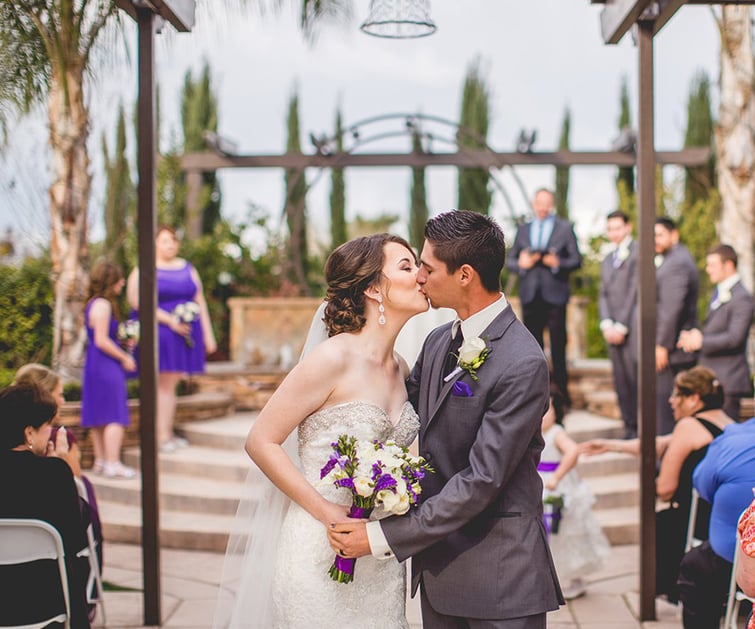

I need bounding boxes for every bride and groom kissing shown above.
[221,210,563,628]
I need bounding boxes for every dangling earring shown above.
[27,441,33,451]
[377,295,386,325]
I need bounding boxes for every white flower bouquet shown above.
[117,319,140,345]
[171,301,200,347]
[320,434,433,583]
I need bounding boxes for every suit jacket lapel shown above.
[425,306,517,430]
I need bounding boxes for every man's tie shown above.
[443,329,464,379]
[533,222,543,251]
[612,249,620,269]
[709,288,720,311]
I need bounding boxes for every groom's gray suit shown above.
[380,304,563,624]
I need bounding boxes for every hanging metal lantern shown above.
[360,0,437,39]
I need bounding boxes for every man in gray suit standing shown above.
[329,210,563,628]
[599,210,638,438]
[506,188,582,405]
[677,244,754,420]
[654,217,699,434]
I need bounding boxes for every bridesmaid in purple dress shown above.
[127,226,217,453]
[81,261,137,478]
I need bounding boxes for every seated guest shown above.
[677,418,755,628]
[581,366,734,602]
[736,493,755,622]
[14,363,103,549]
[0,383,91,628]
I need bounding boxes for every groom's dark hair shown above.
[424,210,506,292]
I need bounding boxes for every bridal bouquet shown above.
[171,301,200,347]
[320,434,434,584]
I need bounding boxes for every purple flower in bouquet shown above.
[319,434,434,584]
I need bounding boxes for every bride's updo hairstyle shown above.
[323,233,415,336]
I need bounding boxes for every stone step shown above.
[584,389,622,420]
[585,472,639,510]
[97,500,234,552]
[122,445,252,482]
[594,506,639,545]
[90,472,261,515]
[179,413,256,450]
[576,451,638,478]
[563,410,624,442]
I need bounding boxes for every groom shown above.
[329,210,563,627]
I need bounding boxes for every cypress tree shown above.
[616,77,635,197]
[409,130,428,252]
[683,71,715,205]
[555,107,571,219]
[458,58,492,214]
[102,102,134,271]
[329,108,347,249]
[181,61,221,237]
[284,88,309,293]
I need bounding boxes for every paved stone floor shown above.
[96,542,692,628]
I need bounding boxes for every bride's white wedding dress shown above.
[272,400,418,628]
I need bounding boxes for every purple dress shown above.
[81,300,130,428]
[157,262,206,374]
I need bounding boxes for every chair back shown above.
[724,530,755,629]
[74,477,106,625]
[685,488,704,553]
[0,518,70,629]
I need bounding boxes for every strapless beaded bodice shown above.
[271,401,416,628]
[297,401,419,486]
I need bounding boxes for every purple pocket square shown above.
[452,381,473,397]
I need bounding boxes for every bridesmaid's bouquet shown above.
[542,493,564,537]
[320,434,433,584]
[171,301,200,347]
[117,319,140,352]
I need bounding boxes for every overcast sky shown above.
[0,1,721,254]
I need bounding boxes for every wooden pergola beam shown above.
[599,0,654,43]
[181,147,710,172]
[114,0,195,31]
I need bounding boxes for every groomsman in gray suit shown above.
[655,217,699,434]
[599,210,638,438]
[330,210,563,628]
[677,244,754,420]
[506,188,582,405]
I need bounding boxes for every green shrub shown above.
[0,256,54,370]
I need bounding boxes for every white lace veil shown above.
[212,301,328,628]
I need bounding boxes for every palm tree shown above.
[0,1,346,381]
[715,6,755,292]
[0,2,119,381]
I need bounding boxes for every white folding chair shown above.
[685,487,704,553]
[724,532,755,629]
[75,477,106,626]
[0,518,71,629]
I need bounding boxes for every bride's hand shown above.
[316,500,350,527]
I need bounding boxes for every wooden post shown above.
[637,18,657,622]
[185,169,203,240]
[136,7,161,625]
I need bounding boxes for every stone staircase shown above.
[91,401,642,551]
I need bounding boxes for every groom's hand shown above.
[328,521,371,559]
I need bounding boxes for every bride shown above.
[214,233,429,628]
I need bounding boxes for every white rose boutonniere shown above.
[454,336,491,382]
[616,246,629,263]
[718,288,732,305]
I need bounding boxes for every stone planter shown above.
[228,296,323,367]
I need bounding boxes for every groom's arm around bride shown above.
[330,210,563,627]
